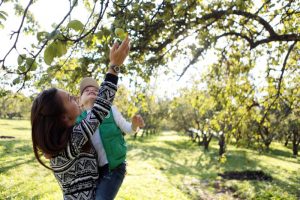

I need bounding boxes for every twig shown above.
[259,41,297,126]
[277,41,297,96]
[0,0,33,71]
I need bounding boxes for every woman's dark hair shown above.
[31,88,71,169]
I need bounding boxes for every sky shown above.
[0,0,268,98]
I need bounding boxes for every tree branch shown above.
[16,0,80,91]
[197,9,300,49]
[259,41,297,126]
[277,41,297,96]
[217,32,254,47]
[177,46,206,80]
[252,34,300,48]
[199,10,277,36]
[64,0,109,43]
[0,0,33,71]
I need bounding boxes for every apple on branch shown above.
[114,28,127,40]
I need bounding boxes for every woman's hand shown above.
[109,35,130,67]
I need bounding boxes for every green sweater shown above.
[77,110,127,170]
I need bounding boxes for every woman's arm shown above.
[68,36,130,156]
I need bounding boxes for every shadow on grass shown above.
[164,140,198,150]
[128,134,300,199]
[0,123,10,126]
[260,148,300,165]
[243,147,300,166]
[249,174,300,199]
[0,139,35,173]
[0,139,32,154]
[13,127,31,131]
[245,144,298,161]
[222,150,260,170]
[0,157,35,173]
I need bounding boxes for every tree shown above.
[114,83,168,138]
[0,89,32,119]
[278,86,300,156]
[1,0,299,157]
[0,0,299,93]
[169,91,195,134]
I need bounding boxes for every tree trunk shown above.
[194,134,200,145]
[203,133,208,150]
[141,130,145,137]
[219,133,226,156]
[203,134,212,151]
[262,128,272,151]
[292,143,298,156]
[284,134,291,146]
[292,131,299,156]
[188,131,194,141]
[133,132,138,139]
[235,130,242,146]
[263,139,272,152]
[284,137,289,146]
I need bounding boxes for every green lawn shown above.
[0,119,299,199]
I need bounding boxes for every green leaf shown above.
[18,65,26,72]
[67,20,84,32]
[55,34,65,40]
[47,30,60,40]
[55,41,67,57]
[44,43,55,65]
[0,11,8,16]
[25,58,37,71]
[0,11,7,20]
[17,54,26,65]
[0,10,8,16]
[13,77,21,85]
[95,31,103,39]
[0,13,7,21]
[37,31,49,42]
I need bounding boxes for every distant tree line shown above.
[0,89,32,119]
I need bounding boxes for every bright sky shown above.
[0,0,267,98]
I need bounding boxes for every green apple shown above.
[115,28,126,40]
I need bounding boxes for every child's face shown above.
[57,89,81,125]
[80,86,98,108]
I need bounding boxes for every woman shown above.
[31,36,130,199]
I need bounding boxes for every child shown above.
[78,77,145,200]
[31,36,130,199]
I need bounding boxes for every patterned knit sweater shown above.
[50,74,118,200]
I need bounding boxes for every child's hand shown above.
[131,114,145,131]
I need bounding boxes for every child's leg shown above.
[95,162,126,200]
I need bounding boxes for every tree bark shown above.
[219,133,226,156]
[203,134,212,151]
[292,130,299,156]
[284,134,291,146]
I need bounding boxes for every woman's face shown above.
[57,89,81,125]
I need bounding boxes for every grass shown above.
[0,119,61,199]
[0,119,299,199]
